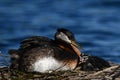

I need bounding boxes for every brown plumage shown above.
[9,28,82,73]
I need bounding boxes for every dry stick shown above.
[85,65,119,78]
[109,65,120,75]
[108,65,120,79]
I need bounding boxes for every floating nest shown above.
[0,52,120,80]
[0,65,120,80]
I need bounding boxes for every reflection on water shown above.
[0,0,120,65]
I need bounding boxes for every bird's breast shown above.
[31,56,77,73]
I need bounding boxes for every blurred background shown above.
[0,0,120,66]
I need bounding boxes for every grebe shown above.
[9,28,83,73]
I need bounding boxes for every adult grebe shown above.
[9,28,83,73]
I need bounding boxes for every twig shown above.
[85,65,119,78]
[108,65,120,79]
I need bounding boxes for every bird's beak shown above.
[71,41,80,48]
[71,41,83,49]
[71,41,82,57]
[71,41,85,63]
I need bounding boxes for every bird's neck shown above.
[55,40,81,58]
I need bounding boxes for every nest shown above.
[0,52,120,80]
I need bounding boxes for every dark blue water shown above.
[0,0,120,66]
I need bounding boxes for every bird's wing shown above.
[20,36,53,49]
